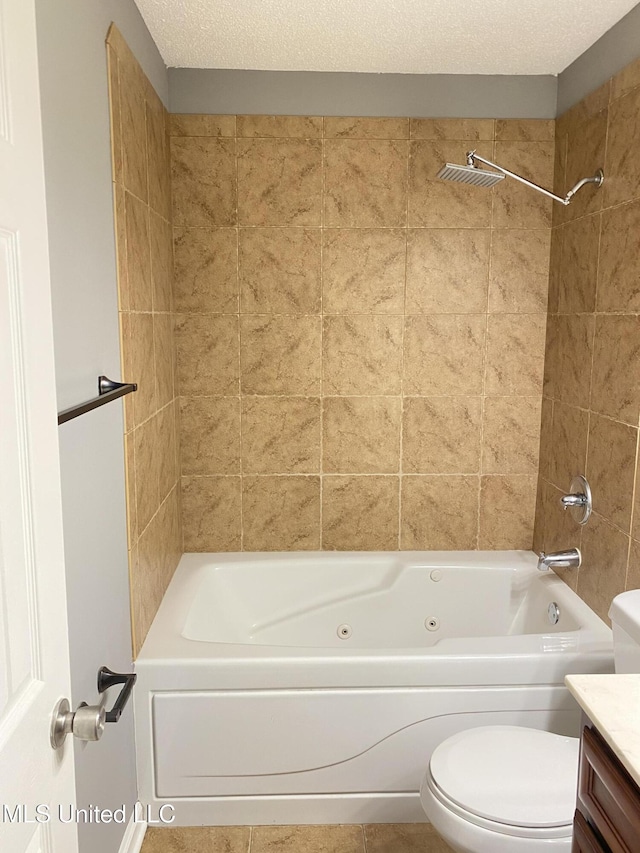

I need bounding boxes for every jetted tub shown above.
[134,551,613,826]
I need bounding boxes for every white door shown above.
[0,0,78,851]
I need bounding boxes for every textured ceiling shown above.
[134,0,640,74]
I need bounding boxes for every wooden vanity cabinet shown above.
[573,724,640,853]
[573,809,609,853]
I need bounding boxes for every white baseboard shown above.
[118,806,147,853]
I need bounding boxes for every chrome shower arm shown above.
[565,172,605,202]
[469,151,569,205]
[468,151,604,206]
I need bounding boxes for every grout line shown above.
[238,349,244,554]
[542,397,555,554]
[576,508,634,540]
[168,116,185,554]
[398,138,410,550]
[177,307,635,317]
[477,130,497,548]
[581,195,603,536]
[174,392,552,401]
[624,427,640,590]
[182,471,500,479]
[166,222,593,231]
[135,481,180,542]
[167,309,561,318]
[233,123,245,552]
[143,89,163,518]
[320,126,325,548]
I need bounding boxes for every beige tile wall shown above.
[106,26,182,655]
[171,114,553,551]
[534,55,640,622]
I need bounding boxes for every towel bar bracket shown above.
[57,375,137,425]
[97,666,137,724]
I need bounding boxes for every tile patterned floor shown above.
[141,824,455,853]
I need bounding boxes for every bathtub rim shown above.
[135,550,613,687]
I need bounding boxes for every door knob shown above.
[50,698,106,749]
[49,665,136,749]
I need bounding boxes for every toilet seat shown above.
[425,726,579,838]
[424,774,572,840]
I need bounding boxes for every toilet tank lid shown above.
[429,726,579,829]
[609,590,640,644]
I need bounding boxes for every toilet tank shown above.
[609,590,640,673]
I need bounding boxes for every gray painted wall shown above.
[169,1,640,120]
[169,68,557,118]
[558,1,640,114]
[34,1,167,852]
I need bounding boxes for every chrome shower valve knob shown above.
[561,493,588,509]
[560,475,592,526]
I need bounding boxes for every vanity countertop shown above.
[565,674,640,789]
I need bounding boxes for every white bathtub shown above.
[134,551,613,826]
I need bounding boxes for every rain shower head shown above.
[437,161,505,188]
[436,150,604,206]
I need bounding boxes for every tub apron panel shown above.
[153,686,578,798]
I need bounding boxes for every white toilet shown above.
[420,589,640,853]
